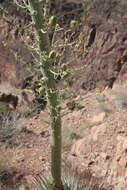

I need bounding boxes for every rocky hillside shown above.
[68,0,127,93]
[0,0,127,92]
[0,0,127,190]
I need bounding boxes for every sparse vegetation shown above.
[20,124,28,133]
[0,111,22,142]
[0,102,7,115]
[115,92,127,109]
[16,104,30,117]
[95,92,105,103]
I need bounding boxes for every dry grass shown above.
[62,125,80,158]
[0,111,22,142]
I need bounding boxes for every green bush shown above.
[0,102,7,116]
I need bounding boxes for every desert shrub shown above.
[0,111,22,142]
[95,93,105,103]
[16,104,30,117]
[115,92,127,109]
[0,102,8,117]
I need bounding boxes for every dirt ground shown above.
[0,82,127,190]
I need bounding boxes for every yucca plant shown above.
[13,0,96,190]
[26,0,62,189]
[33,173,85,190]
[33,166,109,190]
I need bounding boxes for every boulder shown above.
[0,83,34,109]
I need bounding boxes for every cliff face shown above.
[80,0,127,91]
[49,0,127,94]
[0,0,127,94]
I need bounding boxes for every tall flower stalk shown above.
[28,1,62,190]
